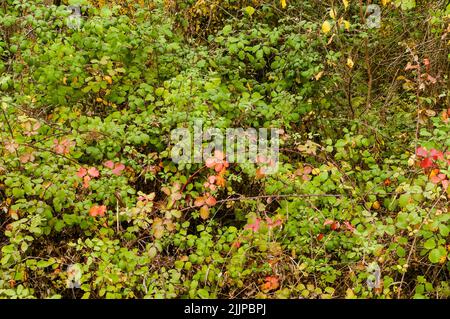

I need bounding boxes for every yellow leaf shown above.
[314,71,324,81]
[321,20,332,34]
[381,0,391,6]
[312,168,320,175]
[153,225,164,239]
[104,75,112,85]
[329,8,337,19]
[280,0,287,9]
[346,288,355,299]
[347,57,354,69]
[200,206,210,220]
[343,20,351,31]
[342,0,349,10]
[152,218,165,239]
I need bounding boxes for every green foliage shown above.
[0,0,449,299]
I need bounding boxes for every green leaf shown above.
[244,6,255,16]
[12,188,24,198]
[398,194,412,208]
[428,246,446,264]
[396,246,406,257]
[222,25,232,35]
[439,224,449,237]
[155,87,164,96]
[37,259,55,268]
[423,238,436,250]
[197,288,210,299]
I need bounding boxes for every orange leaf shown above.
[194,196,205,207]
[261,276,279,291]
[216,175,226,187]
[83,175,91,188]
[205,195,217,207]
[89,205,106,217]
[255,167,266,179]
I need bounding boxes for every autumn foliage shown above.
[0,0,449,299]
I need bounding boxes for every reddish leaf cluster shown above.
[89,205,106,217]
[194,193,217,208]
[244,216,283,232]
[416,146,444,169]
[104,160,125,176]
[261,276,279,292]
[442,108,450,123]
[203,171,226,191]
[53,138,75,155]
[416,146,449,190]
[321,219,355,236]
[244,218,261,232]
[429,169,449,191]
[162,183,182,208]
[205,150,229,173]
[266,216,283,228]
[405,58,437,87]
[23,121,41,137]
[255,155,277,179]
[294,165,313,181]
[77,167,100,188]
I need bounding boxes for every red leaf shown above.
[266,217,282,228]
[431,174,446,184]
[104,160,115,169]
[317,233,324,241]
[112,163,125,176]
[244,218,261,232]
[429,149,443,161]
[87,167,99,177]
[343,221,355,232]
[77,167,87,178]
[232,241,241,248]
[303,166,312,175]
[208,176,216,184]
[205,157,216,168]
[205,195,217,207]
[420,157,433,169]
[416,146,428,158]
[323,219,334,226]
[53,138,74,155]
[331,221,340,231]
